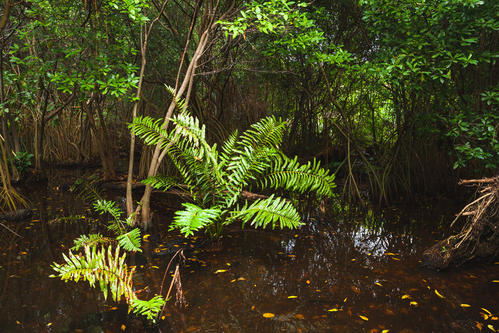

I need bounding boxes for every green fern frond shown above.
[71,233,112,251]
[129,116,171,146]
[94,199,123,221]
[219,130,239,166]
[142,175,181,192]
[238,116,286,150]
[116,228,142,252]
[130,295,165,323]
[231,195,303,230]
[51,245,137,303]
[260,156,336,197]
[171,203,222,237]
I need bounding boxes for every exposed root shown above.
[422,176,498,269]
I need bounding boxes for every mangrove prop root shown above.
[422,176,499,269]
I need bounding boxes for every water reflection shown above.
[0,175,497,332]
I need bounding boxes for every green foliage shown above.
[11,152,33,174]
[130,90,336,237]
[51,245,165,322]
[71,233,112,251]
[130,296,166,322]
[172,204,222,237]
[51,245,136,303]
[116,228,142,252]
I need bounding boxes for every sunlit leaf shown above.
[401,294,411,299]
[382,330,390,333]
[359,315,369,321]
[434,289,445,298]
[121,324,126,331]
[410,301,418,306]
[460,304,471,308]
[237,277,246,281]
[375,282,383,287]
[287,295,298,299]
[328,308,338,312]
[492,280,499,283]
[143,234,151,241]
[214,269,228,274]
[263,313,275,318]
[487,324,496,332]
[482,308,492,315]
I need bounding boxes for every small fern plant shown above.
[130,88,335,237]
[51,199,166,322]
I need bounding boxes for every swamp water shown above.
[0,170,497,332]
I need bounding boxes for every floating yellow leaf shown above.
[482,308,492,315]
[16,321,21,325]
[434,289,445,298]
[263,313,275,318]
[401,294,411,300]
[480,313,490,320]
[328,308,338,312]
[343,297,348,302]
[351,259,356,262]
[410,301,418,306]
[306,280,310,284]
[359,315,369,321]
[492,317,498,321]
[251,306,255,311]
[237,277,246,281]
[109,306,118,310]
[230,279,236,283]
[375,282,383,287]
[488,324,496,332]
[476,322,483,331]
[151,265,159,269]
[161,316,166,320]
[384,252,398,256]
[214,269,228,274]
[288,254,296,258]
[287,296,298,299]
[382,330,390,333]
[460,304,471,308]
[226,263,231,266]
[121,324,126,331]
[143,234,151,240]
[492,280,499,283]
[295,314,304,319]
[47,323,52,327]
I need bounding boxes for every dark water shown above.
[1,171,498,332]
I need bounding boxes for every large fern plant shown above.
[130,92,335,237]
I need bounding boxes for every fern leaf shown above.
[71,233,112,251]
[129,116,171,146]
[51,245,137,303]
[130,295,165,323]
[260,156,336,197]
[231,195,303,230]
[141,175,181,192]
[171,203,222,237]
[238,116,286,150]
[116,228,142,252]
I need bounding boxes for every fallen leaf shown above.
[382,330,390,333]
[328,308,338,312]
[306,280,310,284]
[492,280,499,283]
[230,279,236,283]
[251,306,255,311]
[16,321,21,325]
[237,277,246,281]
[343,297,348,302]
[487,324,496,332]
[359,315,369,321]
[109,306,118,310]
[295,314,304,319]
[384,252,398,256]
[434,289,445,298]
[482,308,492,315]
[121,324,126,331]
[226,263,231,266]
[214,269,227,274]
[151,265,159,269]
[391,257,400,261]
[476,322,483,331]
[375,282,383,287]
[401,294,411,300]
[351,286,361,294]
[460,304,471,308]
[47,323,52,327]
[161,316,166,320]
[263,313,275,318]
[287,296,298,299]
[410,301,418,306]
[491,317,498,321]
[143,234,151,240]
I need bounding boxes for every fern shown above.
[70,174,104,203]
[130,295,165,323]
[142,175,181,192]
[231,195,303,229]
[116,228,142,252]
[260,155,336,197]
[71,233,112,251]
[171,203,222,236]
[51,245,137,303]
[132,91,336,238]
